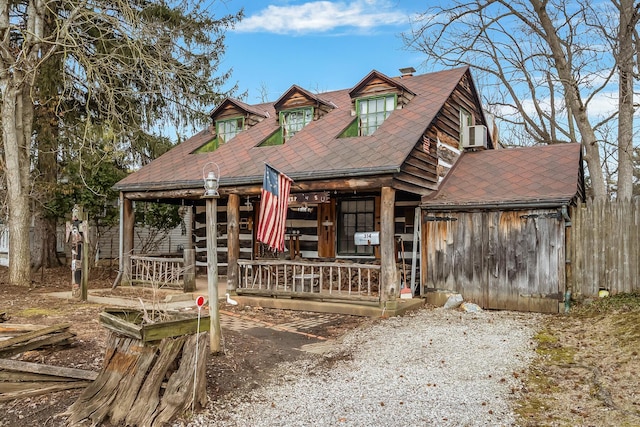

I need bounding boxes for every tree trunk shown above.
[31,33,63,270]
[529,0,607,198]
[2,83,33,286]
[31,213,60,271]
[31,118,61,271]
[615,0,637,200]
[66,331,208,426]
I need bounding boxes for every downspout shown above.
[562,205,572,313]
[111,193,124,289]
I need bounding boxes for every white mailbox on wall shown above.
[354,231,380,246]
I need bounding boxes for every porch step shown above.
[231,295,424,318]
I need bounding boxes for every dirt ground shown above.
[0,266,368,427]
[0,266,639,426]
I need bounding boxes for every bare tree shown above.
[404,0,640,199]
[0,0,242,286]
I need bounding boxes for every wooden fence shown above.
[129,255,187,289]
[570,199,640,297]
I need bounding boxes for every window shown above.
[216,117,244,144]
[357,95,396,136]
[281,108,313,140]
[459,108,472,148]
[337,198,375,256]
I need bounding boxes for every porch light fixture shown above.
[202,162,220,198]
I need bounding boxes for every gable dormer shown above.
[271,85,336,143]
[207,98,269,149]
[345,70,416,136]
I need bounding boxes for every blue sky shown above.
[217,0,426,104]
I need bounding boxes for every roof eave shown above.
[115,166,403,193]
[421,197,576,212]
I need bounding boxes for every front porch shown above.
[235,259,423,316]
[119,186,423,317]
[124,254,423,317]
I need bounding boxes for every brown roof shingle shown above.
[422,144,583,209]
[115,67,471,192]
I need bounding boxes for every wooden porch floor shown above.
[193,275,424,318]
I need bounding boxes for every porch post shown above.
[185,205,194,251]
[227,194,240,293]
[380,186,398,307]
[205,195,222,354]
[183,204,196,292]
[122,196,134,284]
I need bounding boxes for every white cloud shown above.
[235,1,410,35]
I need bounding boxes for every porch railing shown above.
[237,259,381,303]
[129,255,186,289]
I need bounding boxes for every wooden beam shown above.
[227,194,240,292]
[380,186,397,303]
[122,196,134,283]
[206,197,222,354]
[0,359,98,381]
[236,288,379,303]
[0,332,75,358]
[123,188,205,201]
[0,382,90,402]
[0,323,70,350]
[122,175,397,201]
[185,205,194,250]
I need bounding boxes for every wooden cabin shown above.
[421,144,585,313]
[114,66,496,315]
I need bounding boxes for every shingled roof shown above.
[114,66,474,192]
[422,143,584,209]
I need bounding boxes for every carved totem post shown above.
[66,205,89,301]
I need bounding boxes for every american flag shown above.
[257,164,292,252]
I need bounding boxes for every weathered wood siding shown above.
[570,199,640,296]
[423,209,565,313]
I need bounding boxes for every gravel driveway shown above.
[180,307,542,427]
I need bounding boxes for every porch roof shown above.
[114,67,472,193]
[421,143,584,210]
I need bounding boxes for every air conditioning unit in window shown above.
[463,125,488,149]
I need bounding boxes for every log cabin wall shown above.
[193,201,254,272]
[394,72,488,195]
[191,193,420,274]
[422,208,565,313]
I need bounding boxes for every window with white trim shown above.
[357,95,396,136]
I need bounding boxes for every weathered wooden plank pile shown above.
[0,323,75,358]
[0,323,97,402]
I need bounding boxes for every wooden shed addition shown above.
[421,144,585,313]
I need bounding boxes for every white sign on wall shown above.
[354,231,380,246]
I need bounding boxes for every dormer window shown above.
[217,117,244,144]
[281,107,313,140]
[357,95,396,136]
